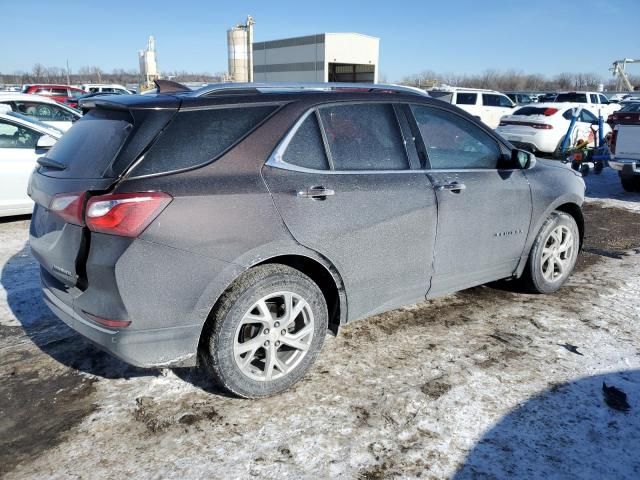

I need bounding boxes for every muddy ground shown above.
[1,173,639,479]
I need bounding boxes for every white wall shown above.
[324,33,379,82]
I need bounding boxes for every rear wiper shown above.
[37,157,67,170]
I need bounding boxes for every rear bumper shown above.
[497,130,557,154]
[42,282,201,367]
[609,158,640,176]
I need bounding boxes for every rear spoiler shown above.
[154,79,191,94]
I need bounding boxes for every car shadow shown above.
[1,242,160,379]
[453,369,640,478]
[583,167,640,203]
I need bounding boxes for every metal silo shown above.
[227,16,255,83]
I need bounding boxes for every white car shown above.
[428,86,516,128]
[0,105,62,217]
[552,91,621,117]
[0,93,81,131]
[496,103,612,156]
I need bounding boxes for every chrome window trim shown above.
[265,105,516,175]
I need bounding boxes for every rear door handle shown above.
[297,186,335,199]
[435,182,466,193]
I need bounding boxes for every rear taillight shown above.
[543,108,558,116]
[82,311,131,328]
[610,130,618,154]
[500,120,553,129]
[49,192,86,225]
[85,192,172,237]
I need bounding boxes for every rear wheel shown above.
[620,175,640,192]
[201,264,328,398]
[520,211,579,294]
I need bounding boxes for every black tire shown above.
[520,211,580,294]
[620,176,640,193]
[201,264,328,398]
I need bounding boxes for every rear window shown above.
[42,108,133,178]
[131,105,277,176]
[620,103,640,112]
[428,91,453,103]
[513,107,559,116]
[555,93,588,103]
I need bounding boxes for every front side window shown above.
[0,120,41,149]
[318,103,409,171]
[282,113,329,170]
[598,94,609,104]
[410,105,501,169]
[456,93,477,105]
[483,94,513,107]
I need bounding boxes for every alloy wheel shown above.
[233,291,314,381]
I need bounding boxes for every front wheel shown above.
[520,211,580,293]
[201,264,328,398]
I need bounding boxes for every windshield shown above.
[7,111,64,136]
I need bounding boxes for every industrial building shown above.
[252,33,379,83]
[139,35,159,88]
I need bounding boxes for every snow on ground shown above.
[1,167,639,479]
[584,165,640,212]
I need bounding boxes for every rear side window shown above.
[411,105,501,169]
[319,103,409,171]
[133,105,277,176]
[456,93,477,105]
[283,113,329,170]
[43,108,133,178]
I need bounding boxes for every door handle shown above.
[297,186,335,199]
[435,182,466,193]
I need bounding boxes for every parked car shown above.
[507,93,535,105]
[28,82,585,398]
[552,91,621,117]
[0,105,62,217]
[22,84,85,104]
[609,123,640,192]
[0,93,81,131]
[79,84,132,95]
[496,103,611,157]
[428,86,516,128]
[606,101,640,129]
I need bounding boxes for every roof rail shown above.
[192,82,430,98]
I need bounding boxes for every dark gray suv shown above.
[28,82,585,398]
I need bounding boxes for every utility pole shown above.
[66,59,71,85]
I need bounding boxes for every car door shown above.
[408,104,532,297]
[482,93,516,129]
[0,119,45,214]
[263,102,438,321]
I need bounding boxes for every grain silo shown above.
[227,16,255,83]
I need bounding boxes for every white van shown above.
[428,86,516,129]
[79,84,131,95]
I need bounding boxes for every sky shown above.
[1,0,637,81]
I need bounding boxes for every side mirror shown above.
[511,148,536,169]
[36,134,57,150]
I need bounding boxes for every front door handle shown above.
[435,182,466,193]
[297,186,335,199]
